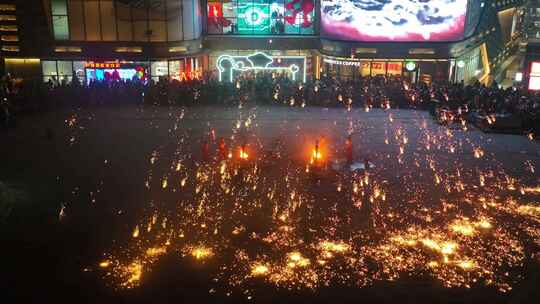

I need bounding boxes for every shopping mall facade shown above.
[0,0,526,85]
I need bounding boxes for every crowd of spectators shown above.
[1,72,539,135]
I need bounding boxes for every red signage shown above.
[85,63,120,69]
[387,62,402,75]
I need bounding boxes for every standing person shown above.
[1,97,11,128]
[0,76,10,128]
[218,137,227,159]
[345,135,353,164]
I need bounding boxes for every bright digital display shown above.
[237,3,271,34]
[528,77,540,91]
[529,62,540,91]
[85,64,147,83]
[321,0,468,42]
[207,0,314,35]
[530,62,540,75]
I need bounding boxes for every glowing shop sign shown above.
[244,6,268,26]
[237,3,271,34]
[405,61,417,72]
[323,58,362,67]
[217,52,307,83]
[85,62,120,69]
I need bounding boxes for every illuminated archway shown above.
[217,52,307,83]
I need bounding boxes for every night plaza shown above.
[1,1,540,303]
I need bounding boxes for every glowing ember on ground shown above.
[118,261,143,289]
[145,247,166,257]
[251,264,270,276]
[523,186,540,194]
[132,225,139,238]
[318,241,351,253]
[80,107,539,298]
[191,246,213,260]
[517,205,540,217]
[99,261,110,268]
[288,252,311,268]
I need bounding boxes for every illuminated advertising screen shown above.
[85,63,147,83]
[237,2,271,34]
[208,0,314,35]
[528,62,540,91]
[321,0,468,42]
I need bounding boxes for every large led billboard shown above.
[528,62,540,91]
[321,0,468,42]
[208,0,315,35]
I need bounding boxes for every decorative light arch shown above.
[217,52,307,83]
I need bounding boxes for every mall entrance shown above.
[321,56,451,85]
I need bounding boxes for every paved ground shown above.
[1,105,539,303]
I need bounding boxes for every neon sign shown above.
[323,58,362,67]
[207,0,314,35]
[85,62,120,69]
[217,52,307,83]
[405,61,417,72]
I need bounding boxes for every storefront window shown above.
[169,60,182,79]
[170,59,200,81]
[73,61,86,83]
[42,60,73,84]
[387,62,403,76]
[42,60,67,84]
[57,61,73,76]
[316,60,449,83]
[371,62,386,76]
[339,65,356,79]
[360,62,370,77]
[207,0,315,35]
[42,61,58,81]
[40,59,206,84]
[41,60,81,84]
[455,47,481,83]
[151,61,169,82]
